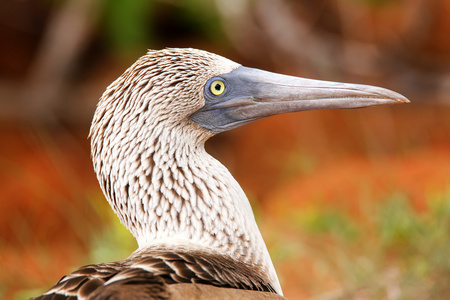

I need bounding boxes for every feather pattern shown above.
[33,248,276,299]
[32,48,283,299]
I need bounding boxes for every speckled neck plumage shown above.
[89,48,282,295]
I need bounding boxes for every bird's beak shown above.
[190,66,410,133]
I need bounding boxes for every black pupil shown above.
[214,83,221,91]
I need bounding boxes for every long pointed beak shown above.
[190,66,409,134]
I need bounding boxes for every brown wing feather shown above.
[31,249,276,299]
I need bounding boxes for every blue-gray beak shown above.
[190,66,409,134]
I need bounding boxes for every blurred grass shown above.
[266,189,450,299]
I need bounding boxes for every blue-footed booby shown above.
[33,48,408,299]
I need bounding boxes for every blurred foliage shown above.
[378,193,425,251]
[175,0,222,39]
[295,207,360,242]
[273,189,450,298]
[99,0,222,55]
[87,193,137,263]
[354,0,400,6]
[282,152,319,181]
[101,0,155,53]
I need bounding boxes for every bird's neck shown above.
[96,121,281,293]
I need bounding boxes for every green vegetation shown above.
[272,190,450,299]
[102,0,155,54]
[100,0,222,55]
[87,195,137,263]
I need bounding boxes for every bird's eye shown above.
[209,80,226,96]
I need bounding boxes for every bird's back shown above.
[33,247,283,299]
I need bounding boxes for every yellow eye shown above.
[210,80,226,96]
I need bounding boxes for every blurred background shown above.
[1,0,450,299]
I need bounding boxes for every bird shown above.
[33,48,409,300]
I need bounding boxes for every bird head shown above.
[92,48,408,146]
